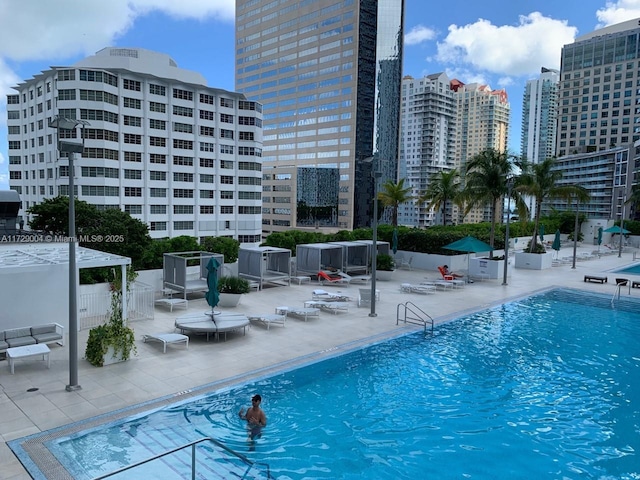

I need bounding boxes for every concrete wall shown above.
[0,264,68,331]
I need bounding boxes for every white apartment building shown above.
[520,67,560,219]
[451,80,510,224]
[399,73,456,227]
[7,47,263,242]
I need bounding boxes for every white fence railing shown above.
[79,282,155,331]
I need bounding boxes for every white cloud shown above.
[436,12,577,77]
[444,68,488,86]
[404,25,436,46]
[596,0,640,27]
[497,77,514,87]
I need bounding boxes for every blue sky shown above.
[0,0,638,190]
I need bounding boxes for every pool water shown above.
[616,262,640,275]
[42,290,640,478]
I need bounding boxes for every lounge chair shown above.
[397,255,413,270]
[248,313,286,330]
[312,289,350,302]
[318,271,351,286]
[401,283,436,294]
[437,266,466,288]
[357,288,372,307]
[142,333,189,353]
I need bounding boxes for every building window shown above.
[200,110,215,120]
[123,79,141,91]
[150,188,167,197]
[173,155,194,166]
[200,158,214,168]
[220,97,234,108]
[149,171,166,181]
[173,189,194,198]
[200,126,215,136]
[220,113,234,124]
[150,101,166,113]
[220,205,234,214]
[173,105,194,117]
[200,174,215,183]
[124,169,142,180]
[173,122,193,133]
[173,205,194,215]
[174,221,194,230]
[200,93,215,105]
[124,133,142,144]
[173,172,194,182]
[124,205,142,215]
[150,205,166,214]
[150,84,166,96]
[123,115,141,127]
[173,88,193,101]
[200,190,215,199]
[200,205,215,214]
[150,153,166,164]
[123,97,141,109]
[124,187,142,197]
[150,136,167,147]
[149,119,166,130]
[150,222,167,231]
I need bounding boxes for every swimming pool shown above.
[615,262,640,275]
[12,288,640,479]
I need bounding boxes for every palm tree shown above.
[377,178,413,227]
[516,157,590,253]
[461,149,516,257]
[419,169,461,226]
[625,185,640,220]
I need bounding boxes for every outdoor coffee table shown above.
[7,344,50,374]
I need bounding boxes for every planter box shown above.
[376,270,395,281]
[103,345,127,366]
[469,257,505,280]
[514,252,553,270]
[218,293,242,308]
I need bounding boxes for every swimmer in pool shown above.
[239,394,267,440]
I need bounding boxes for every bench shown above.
[584,275,607,284]
[0,323,64,354]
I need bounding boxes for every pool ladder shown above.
[93,436,272,480]
[397,301,434,335]
[611,280,631,308]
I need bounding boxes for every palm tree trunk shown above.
[530,201,543,252]
[489,197,497,259]
[442,197,448,226]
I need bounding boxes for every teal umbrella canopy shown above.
[539,224,545,243]
[392,228,398,255]
[597,227,603,245]
[552,230,561,251]
[205,257,220,311]
[443,236,493,253]
[604,225,630,234]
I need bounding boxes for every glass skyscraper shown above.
[235,0,404,235]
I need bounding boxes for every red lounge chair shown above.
[437,266,455,281]
[318,271,350,286]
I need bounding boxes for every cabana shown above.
[238,246,291,289]
[329,241,369,274]
[354,240,390,273]
[163,251,224,299]
[295,243,344,277]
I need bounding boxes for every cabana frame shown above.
[238,246,291,289]
[163,251,224,299]
[329,241,369,274]
[295,243,344,277]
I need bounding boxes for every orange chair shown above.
[318,271,349,286]
[437,266,455,281]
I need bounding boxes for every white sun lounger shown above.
[401,283,436,294]
[248,313,286,330]
[143,333,189,353]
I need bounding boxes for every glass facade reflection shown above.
[236,0,404,234]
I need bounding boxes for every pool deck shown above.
[1,245,639,479]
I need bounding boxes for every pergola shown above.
[0,243,131,331]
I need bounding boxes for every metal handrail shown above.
[396,301,434,335]
[93,436,271,480]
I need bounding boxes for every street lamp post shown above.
[49,116,90,392]
[618,193,626,258]
[502,179,513,286]
[572,200,579,269]
[370,169,382,318]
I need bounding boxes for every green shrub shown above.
[217,276,250,294]
[376,253,395,271]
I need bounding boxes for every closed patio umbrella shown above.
[392,228,398,255]
[539,224,545,244]
[597,227,603,253]
[205,256,220,322]
[552,230,561,258]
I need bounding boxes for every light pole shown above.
[370,169,382,318]
[502,178,513,286]
[572,200,579,269]
[49,116,90,392]
[618,192,626,258]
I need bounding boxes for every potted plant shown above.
[515,240,553,270]
[217,276,250,308]
[85,268,137,367]
[375,253,395,281]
